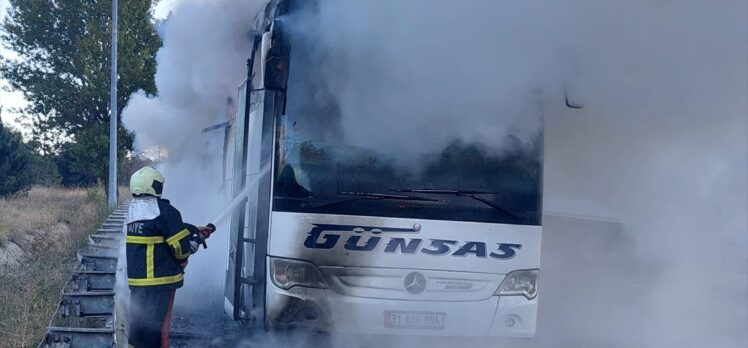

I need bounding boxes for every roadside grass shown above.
[0,187,103,243]
[0,186,110,348]
[119,185,131,201]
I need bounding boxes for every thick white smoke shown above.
[122,0,747,347]
[294,2,748,346]
[122,0,266,306]
[285,0,553,161]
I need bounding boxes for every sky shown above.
[0,0,26,130]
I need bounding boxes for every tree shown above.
[55,122,128,186]
[0,0,160,188]
[27,151,60,187]
[0,121,33,196]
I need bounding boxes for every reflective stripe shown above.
[128,273,184,286]
[166,229,190,244]
[127,235,164,244]
[166,229,191,260]
[127,229,190,285]
[146,244,155,278]
[173,242,188,260]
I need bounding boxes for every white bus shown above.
[224,0,543,337]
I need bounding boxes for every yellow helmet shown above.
[129,166,165,197]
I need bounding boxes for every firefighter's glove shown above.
[188,234,203,254]
[188,226,213,253]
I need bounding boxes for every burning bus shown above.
[223,0,543,337]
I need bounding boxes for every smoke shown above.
[539,2,748,346]
[122,0,747,347]
[289,1,747,346]
[284,0,553,162]
[121,0,267,305]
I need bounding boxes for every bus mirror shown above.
[564,83,585,109]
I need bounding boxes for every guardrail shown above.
[38,202,129,348]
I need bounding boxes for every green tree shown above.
[55,122,127,186]
[0,121,34,196]
[0,0,160,188]
[27,151,61,186]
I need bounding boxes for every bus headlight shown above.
[269,257,328,290]
[495,269,538,300]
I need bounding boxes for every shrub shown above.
[0,122,34,197]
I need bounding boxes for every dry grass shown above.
[0,187,106,243]
[0,186,109,348]
[119,185,131,201]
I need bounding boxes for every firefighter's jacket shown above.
[125,196,198,290]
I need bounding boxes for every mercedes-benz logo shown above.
[404,272,427,294]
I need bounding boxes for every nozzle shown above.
[200,223,216,250]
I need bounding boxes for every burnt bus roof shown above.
[253,0,321,35]
[252,0,276,35]
[253,0,290,35]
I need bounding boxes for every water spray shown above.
[208,165,271,228]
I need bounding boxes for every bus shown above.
[224,0,543,337]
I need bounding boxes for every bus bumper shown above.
[265,283,537,337]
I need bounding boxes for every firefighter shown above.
[125,166,213,348]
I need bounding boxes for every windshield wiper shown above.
[391,189,522,222]
[340,192,445,201]
[308,191,444,209]
[393,189,497,195]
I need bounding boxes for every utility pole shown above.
[107,0,118,208]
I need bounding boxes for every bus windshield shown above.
[271,1,542,225]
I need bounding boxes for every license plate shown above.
[384,311,445,330]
